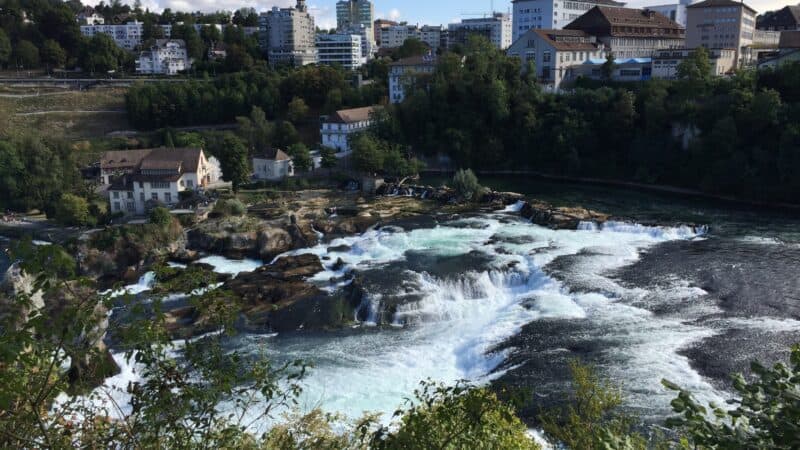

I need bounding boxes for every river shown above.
[42,178,800,431]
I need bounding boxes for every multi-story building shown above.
[316,33,364,70]
[648,0,700,27]
[685,0,757,67]
[374,19,398,46]
[389,54,437,103]
[337,0,374,31]
[420,25,444,50]
[380,25,421,48]
[321,106,378,152]
[507,29,606,89]
[103,148,219,215]
[135,39,190,75]
[651,47,736,78]
[573,57,654,80]
[758,31,800,68]
[76,7,104,25]
[80,21,173,50]
[565,7,685,58]
[448,13,513,49]
[512,0,625,41]
[757,5,800,31]
[260,0,317,67]
[253,149,294,181]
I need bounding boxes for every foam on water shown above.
[196,255,262,276]
[104,271,156,298]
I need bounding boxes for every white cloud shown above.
[388,8,401,21]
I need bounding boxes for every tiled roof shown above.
[389,54,437,66]
[100,147,202,174]
[566,6,684,37]
[513,0,624,5]
[329,106,378,124]
[532,29,602,51]
[687,0,757,14]
[100,149,153,170]
[256,148,291,161]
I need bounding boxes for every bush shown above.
[451,169,482,201]
[149,207,172,227]
[53,193,95,227]
[212,198,247,217]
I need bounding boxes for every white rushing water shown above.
[78,210,722,431]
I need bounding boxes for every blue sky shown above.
[88,0,794,28]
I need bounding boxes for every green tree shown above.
[0,30,11,68]
[236,106,274,152]
[394,37,430,59]
[351,134,384,174]
[320,146,338,174]
[288,142,312,173]
[273,121,300,149]
[601,53,616,80]
[664,345,800,449]
[677,47,712,82]
[171,23,204,60]
[81,33,125,73]
[216,133,250,192]
[287,96,310,123]
[451,169,482,201]
[40,40,66,71]
[13,40,40,69]
[149,206,172,227]
[212,198,246,216]
[53,193,93,226]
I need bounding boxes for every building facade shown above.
[508,28,606,89]
[565,7,685,58]
[316,33,364,70]
[512,0,625,41]
[374,19,398,46]
[757,5,800,31]
[80,21,172,50]
[648,0,700,27]
[321,106,377,152]
[448,13,513,49]
[260,0,318,67]
[337,0,374,31]
[135,39,190,75]
[685,0,757,67]
[389,55,437,103]
[379,25,421,48]
[103,148,219,215]
[77,8,104,25]
[253,149,294,181]
[651,47,736,78]
[420,25,444,50]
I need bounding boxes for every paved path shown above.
[15,109,126,116]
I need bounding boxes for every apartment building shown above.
[317,33,364,70]
[420,25,445,50]
[448,13,513,49]
[565,7,685,58]
[380,25,421,48]
[389,55,437,103]
[260,0,317,67]
[374,19,398,46]
[135,39,190,75]
[337,0,374,30]
[686,0,757,67]
[512,0,626,40]
[321,106,378,152]
[651,47,736,78]
[80,21,172,50]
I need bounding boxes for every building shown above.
[389,54,437,103]
[135,39,190,75]
[648,0,700,27]
[757,30,800,68]
[512,0,626,40]
[651,47,736,78]
[565,7,685,59]
[380,25,421,48]
[374,19,398,46]
[574,57,653,80]
[448,13,513,49]
[420,25,444,50]
[317,33,364,70]
[103,148,219,215]
[337,0,374,31]
[80,21,173,50]
[507,28,606,89]
[757,5,800,31]
[252,149,294,181]
[77,7,104,25]
[685,0,757,67]
[321,106,378,152]
[260,0,317,67]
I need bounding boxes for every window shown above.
[164,192,172,203]
[543,51,551,62]
[140,192,145,202]
[126,202,135,212]
[113,191,119,199]
[127,191,133,199]
[151,193,158,201]
[186,179,194,188]
[150,181,170,189]
[114,202,121,211]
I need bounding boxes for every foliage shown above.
[288,142,312,173]
[13,40,40,69]
[216,133,250,192]
[287,96,310,123]
[0,29,10,67]
[54,193,94,227]
[352,134,385,174]
[451,169,482,201]
[393,38,430,60]
[237,106,275,153]
[664,344,800,449]
[367,381,540,450]
[80,33,128,73]
[148,206,172,227]
[213,198,247,217]
[320,146,338,171]
[601,53,616,80]
[677,47,712,82]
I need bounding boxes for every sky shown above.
[85,0,798,29]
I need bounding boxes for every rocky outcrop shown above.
[520,201,609,229]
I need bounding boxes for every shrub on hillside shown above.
[451,169,483,201]
[212,198,247,217]
[149,207,172,227]
[54,193,95,227]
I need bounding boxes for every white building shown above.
[80,21,173,50]
[321,106,378,152]
[252,149,294,181]
[648,0,699,27]
[260,0,318,67]
[507,28,606,89]
[685,0,757,67]
[420,25,444,50]
[135,39,190,75]
[103,148,219,215]
[77,8,104,25]
[389,55,437,103]
[337,0,374,30]
[448,13,513,49]
[651,47,736,78]
[379,25,421,48]
[317,33,364,70]
[512,0,626,41]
